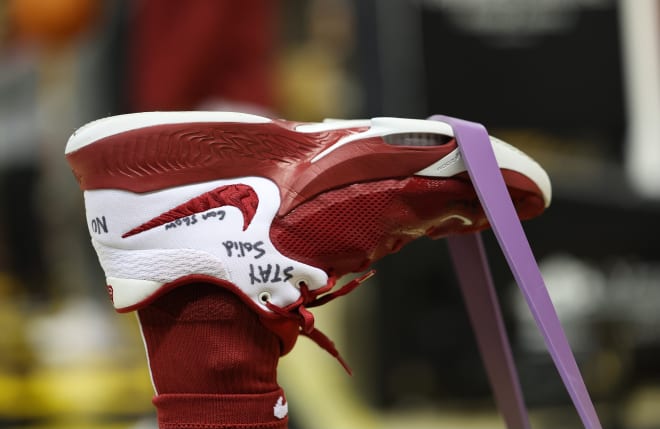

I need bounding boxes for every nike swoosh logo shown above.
[273,396,288,419]
[122,184,259,238]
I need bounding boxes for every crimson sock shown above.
[137,283,290,429]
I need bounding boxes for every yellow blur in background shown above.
[1,1,660,428]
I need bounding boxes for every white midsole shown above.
[415,136,552,207]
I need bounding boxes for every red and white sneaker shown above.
[65,111,550,428]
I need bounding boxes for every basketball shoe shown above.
[65,112,550,429]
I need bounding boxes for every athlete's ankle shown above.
[137,284,290,428]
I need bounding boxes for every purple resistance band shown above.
[432,115,602,429]
[447,232,530,429]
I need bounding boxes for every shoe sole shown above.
[66,112,551,311]
[65,111,551,208]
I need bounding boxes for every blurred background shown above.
[1,0,659,428]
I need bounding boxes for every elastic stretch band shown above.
[432,115,602,429]
[447,233,530,429]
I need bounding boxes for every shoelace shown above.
[265,270,376,375]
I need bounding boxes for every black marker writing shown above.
[163,209,227,231]
[91,216,108,234]
[248,263,294,285]
[202,210,226,221]
[223,240,266,259]
[165,214,198,230]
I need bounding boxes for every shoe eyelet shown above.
[258,291,271,304]
[293,277,310,289]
